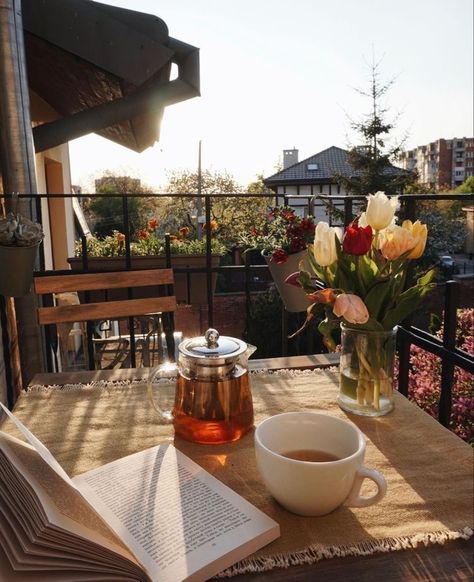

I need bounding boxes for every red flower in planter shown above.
[239,206,316,264]
[281,209,296,222]
[342,222,373,255]
[148,217,159,230]
[289,237,306,253]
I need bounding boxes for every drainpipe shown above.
[0,0,42,399]
[0,0,37,199]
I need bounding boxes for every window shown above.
[307,163,319,171]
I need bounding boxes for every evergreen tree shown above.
[334,59,414,196]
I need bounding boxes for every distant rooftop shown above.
[264,146,406,185]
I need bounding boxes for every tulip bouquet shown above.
[292,191,436,414]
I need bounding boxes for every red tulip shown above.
[342,223,373,255]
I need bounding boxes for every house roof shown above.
[264,146,406,185]
[21,0,200,153]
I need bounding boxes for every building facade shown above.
[399,137,474,189]
[264,146,406,223]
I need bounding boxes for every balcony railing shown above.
[1,191,473,435]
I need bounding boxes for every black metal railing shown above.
[1,191,473,431]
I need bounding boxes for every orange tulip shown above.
[307,288,336,304]
[379,226,416,260]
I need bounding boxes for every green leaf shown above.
[417,268,436,287]
[307,245,327,282]
[298,270,318,293]
[381,278,435,330]
[343,317,385,332]
[318,313,340,351]
[364,279,392,320]
[354,254,379,297]
[334,256,355,291]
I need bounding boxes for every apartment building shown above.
[399,137,474,189]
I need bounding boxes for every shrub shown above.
[397,308,473,444]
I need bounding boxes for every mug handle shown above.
[345,467,387,508]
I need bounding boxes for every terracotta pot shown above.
[0,242,41,297]
[67,254,221,305]
[263,249,311,312]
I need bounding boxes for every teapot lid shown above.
[179,328,247,361]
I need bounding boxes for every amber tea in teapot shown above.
[174,329,256,444]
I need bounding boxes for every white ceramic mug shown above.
[254,412,387,516]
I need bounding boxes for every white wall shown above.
[35,144,74,269]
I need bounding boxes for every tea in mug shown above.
[281,449,341,463]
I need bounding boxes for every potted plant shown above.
[68,218,227,305]
[292,191,435,417]
[0,212,43,297]
[239,206,316,312]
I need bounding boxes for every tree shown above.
[246,173,274,195]
[455,176,474,193]
[87,172,154,237]
[334,59,414,196]
[161,169,270,247]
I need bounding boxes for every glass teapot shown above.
[173,328,256,444]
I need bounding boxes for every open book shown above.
[0,403,280,581]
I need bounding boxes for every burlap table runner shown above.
[2,368,473,577]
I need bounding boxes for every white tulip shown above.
[365,191,399,231]
[313,222,340,267]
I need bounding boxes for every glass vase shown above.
[338,324,397,417]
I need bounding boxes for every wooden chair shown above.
[34,269,177,371]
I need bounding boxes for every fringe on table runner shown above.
[215,527,474,578]
[26,367,338,393]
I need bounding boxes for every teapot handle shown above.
[147,362,177,423]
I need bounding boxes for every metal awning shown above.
[21,0,200,153]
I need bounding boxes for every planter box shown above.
[263,249,311,312]
[67,255,222,305]
[0,242,41,297]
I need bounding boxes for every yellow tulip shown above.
[402,220,428,259]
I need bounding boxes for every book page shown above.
[0,402,71,483]
[74,444,280,582]
[0,432,148,580]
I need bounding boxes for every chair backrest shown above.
[34,269,176,325]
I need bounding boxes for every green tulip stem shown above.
[356,341,381,411]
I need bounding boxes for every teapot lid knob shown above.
[205,328,219,348]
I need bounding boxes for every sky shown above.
[69,0,474,192]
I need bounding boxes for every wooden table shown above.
[20,358,474,581]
